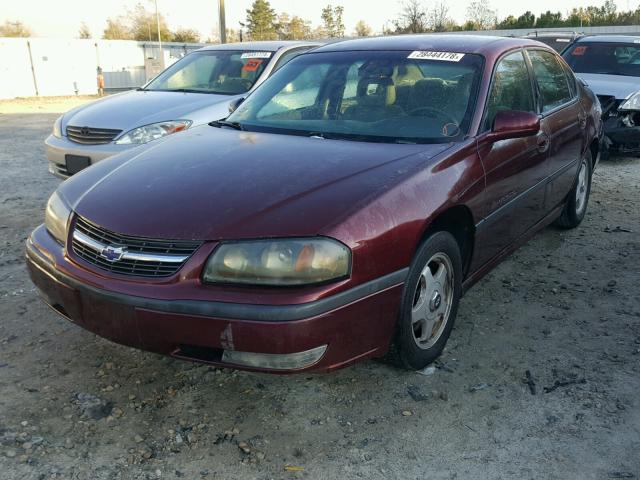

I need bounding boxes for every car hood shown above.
[63,90,236,132]
[62,126,451,241]
[576,73,640,100]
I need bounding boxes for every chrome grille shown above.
[66,125,122,145]
[71,216,201,277]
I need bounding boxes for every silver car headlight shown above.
[45,191,72,245]
[619,91,640,111]
[52,115,63,138]
[115,120,192,145]
[202,238,351,286]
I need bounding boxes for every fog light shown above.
[221,345,327,370]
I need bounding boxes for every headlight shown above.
[45,191,72,245]
[115,120,191,145]
[52,115,63,138]
[202,238,351,286]
[620,91,640,111]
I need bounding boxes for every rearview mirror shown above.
[488,110,540,142]
[228,97,245,114]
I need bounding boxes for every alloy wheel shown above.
[410,252,454,350]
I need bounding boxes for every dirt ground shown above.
[0,99,639,480]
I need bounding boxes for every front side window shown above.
[145,50,272,95]
[484,50,535,131]
[563,42,640,76]
[528,50,572,113]
[227,50,484,144]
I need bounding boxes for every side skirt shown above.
[461,203,564,295]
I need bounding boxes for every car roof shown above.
[576,35,640,44]
[199,40,321,52]
[311,34,550,56]
[521,31,582,38]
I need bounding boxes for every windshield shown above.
[226,50,484,144]
[145,50,272,94]
[563,42,640,77]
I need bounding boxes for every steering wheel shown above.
[408,106,459,125]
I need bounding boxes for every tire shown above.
[555,151,592,229]
[393,231,462,370]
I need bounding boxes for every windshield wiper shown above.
[165,88,209,93]
[307,131,407,143]
[591,71,627,76]
[209,120,243,130]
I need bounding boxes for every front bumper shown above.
[603,113,640,155]
[45,135,133,179]
[25,225,405,373]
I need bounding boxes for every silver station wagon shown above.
[45,40,319,178]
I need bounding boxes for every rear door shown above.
[525,49,584,211]
[473,49,549,269]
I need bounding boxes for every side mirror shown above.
[488,110,540,142]
[228,97,245,114]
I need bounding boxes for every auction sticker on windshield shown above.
[408,51,465,62]
[241,52,272,59]
[243,59,264,72]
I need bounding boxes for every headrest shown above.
[221,60,243,77]
[359,61,394,78]
[393,64,423,86]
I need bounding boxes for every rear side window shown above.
[484,51,535,131]
[527,50,572,113]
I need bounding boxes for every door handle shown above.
[536,132,550,153]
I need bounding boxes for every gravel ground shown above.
[0,101,639,480]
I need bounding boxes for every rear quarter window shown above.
[527,50,573,113]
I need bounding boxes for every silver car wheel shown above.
[575,159,588,216]
[410,252,454,350]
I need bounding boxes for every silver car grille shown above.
[71,216,201,277]
[66,125,122,145]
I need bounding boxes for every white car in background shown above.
[45,40,320,178]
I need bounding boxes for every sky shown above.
[1,0,640,39]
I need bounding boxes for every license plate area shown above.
[65,154,91,175]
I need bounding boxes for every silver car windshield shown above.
[144,50,273,95]
[226,50,484,144]
[563,42,640,77]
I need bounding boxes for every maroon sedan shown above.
[26,35,602,373]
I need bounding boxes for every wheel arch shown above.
[418,205,476,278]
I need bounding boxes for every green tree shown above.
[278,13,312,40]
[0,20,31,37]
[321,4,345,37]
[172,28,201,43]
[536,10,564,28]
[354,20,372,36]
[496,15,518,29]
[102,17,133,40]
[615,6,640,25]
[246,0,278,40]
[129,3,172,42]
[516,11,536,28]
[496,11,535,30]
